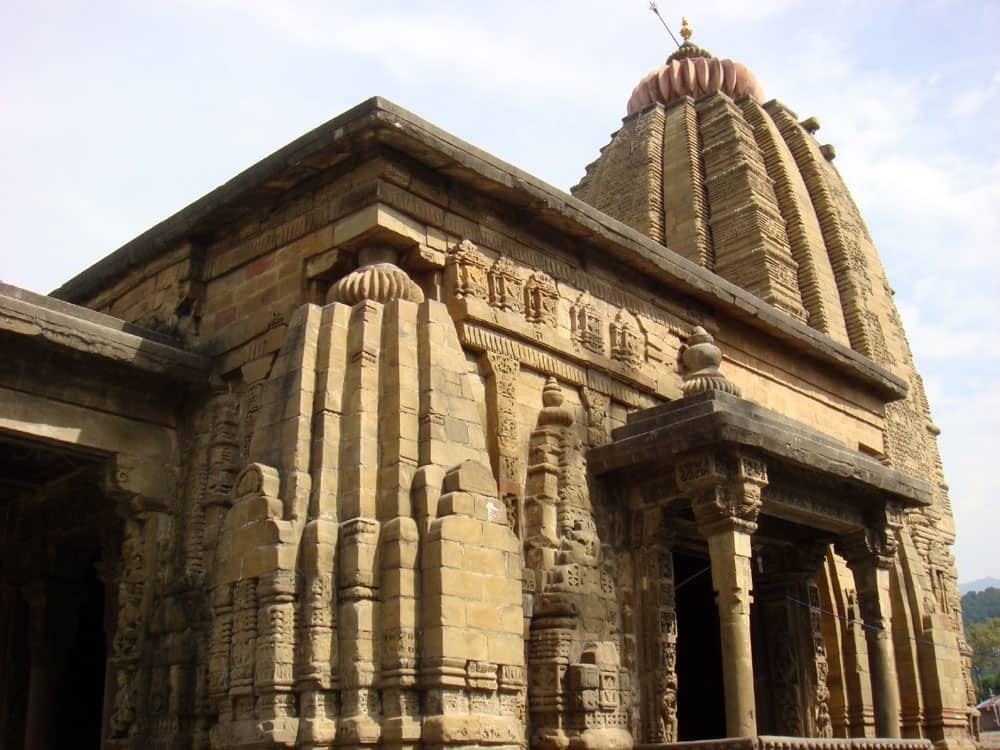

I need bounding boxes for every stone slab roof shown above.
[0,282,210,383]
[50,97,906,401]
[588,390,932,506]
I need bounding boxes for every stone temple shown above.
[0,25,980,750]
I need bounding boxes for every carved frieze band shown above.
[447,240,687,402]
[762,481,866,529]
[447,232,699,337]
[458,321,658,410]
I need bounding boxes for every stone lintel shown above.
[588,390,930,508]
[0,282,210,383]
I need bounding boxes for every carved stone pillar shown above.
[524,378,571,576]
[483,351,523,533]
[636,507,678,743]
[253,571,297,742]
[677,449,767,738]
[837,505,903,739]
[755,543,833,738]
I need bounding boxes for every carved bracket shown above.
[676,449,768,535]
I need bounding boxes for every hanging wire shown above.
[647,2,682,48]
[674,564,712,592]
[783,594,1000,663]
[664,566,1000,663]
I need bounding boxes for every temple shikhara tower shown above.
[0,20,979,750]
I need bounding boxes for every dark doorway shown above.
[674,550,726,740]
[54,558,107,747]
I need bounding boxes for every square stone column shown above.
[754,543,834,738]
[677,449,767,738]
[836,505,904,739]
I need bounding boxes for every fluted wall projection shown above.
[209,285,525,750]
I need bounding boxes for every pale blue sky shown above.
[2,1,997,580]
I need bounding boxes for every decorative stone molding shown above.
[571,292,604,355]
[610,308,643,369]
[446,239,489,301]
[524,270,559,326]
[488,255,524,313]
[680,326,741,397]
[327,262,424,305]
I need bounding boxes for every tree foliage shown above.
[968,617,1000,702]
[962,587,1000,626]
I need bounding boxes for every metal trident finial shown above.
[647,2,682,48]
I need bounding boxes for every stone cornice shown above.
[50,97,906,402]
[0,282,210,383]
[588,390,931,507]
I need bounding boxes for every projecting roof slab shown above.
[0,282,210,383]
[588,389,931,507]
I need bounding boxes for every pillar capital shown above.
[836,502,904,572]
[676,449,768,536]
[756,541,829,597]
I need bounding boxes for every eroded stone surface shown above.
[0,37,976,750]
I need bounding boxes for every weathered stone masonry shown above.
[0,30,978,750]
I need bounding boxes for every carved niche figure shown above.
[556,520,602,567]
[659,686,678,743]
[488,255,524,313]
[580,387,610,447]
[446,239,489,301]
[524,271,559,326]
[610,309,644,369]
[571,292,604,354]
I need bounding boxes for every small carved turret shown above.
[679,326,741,397]
[537,377,573,428]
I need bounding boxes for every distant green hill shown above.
[962,587,1000,626]
[960,577,1000,595]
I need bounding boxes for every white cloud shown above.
[950,71,1000,117]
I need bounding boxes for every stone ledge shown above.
[636,737,934,750]
[0,282,210,383]
[588,390,931,507]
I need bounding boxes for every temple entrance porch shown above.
[589,389,933,746]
